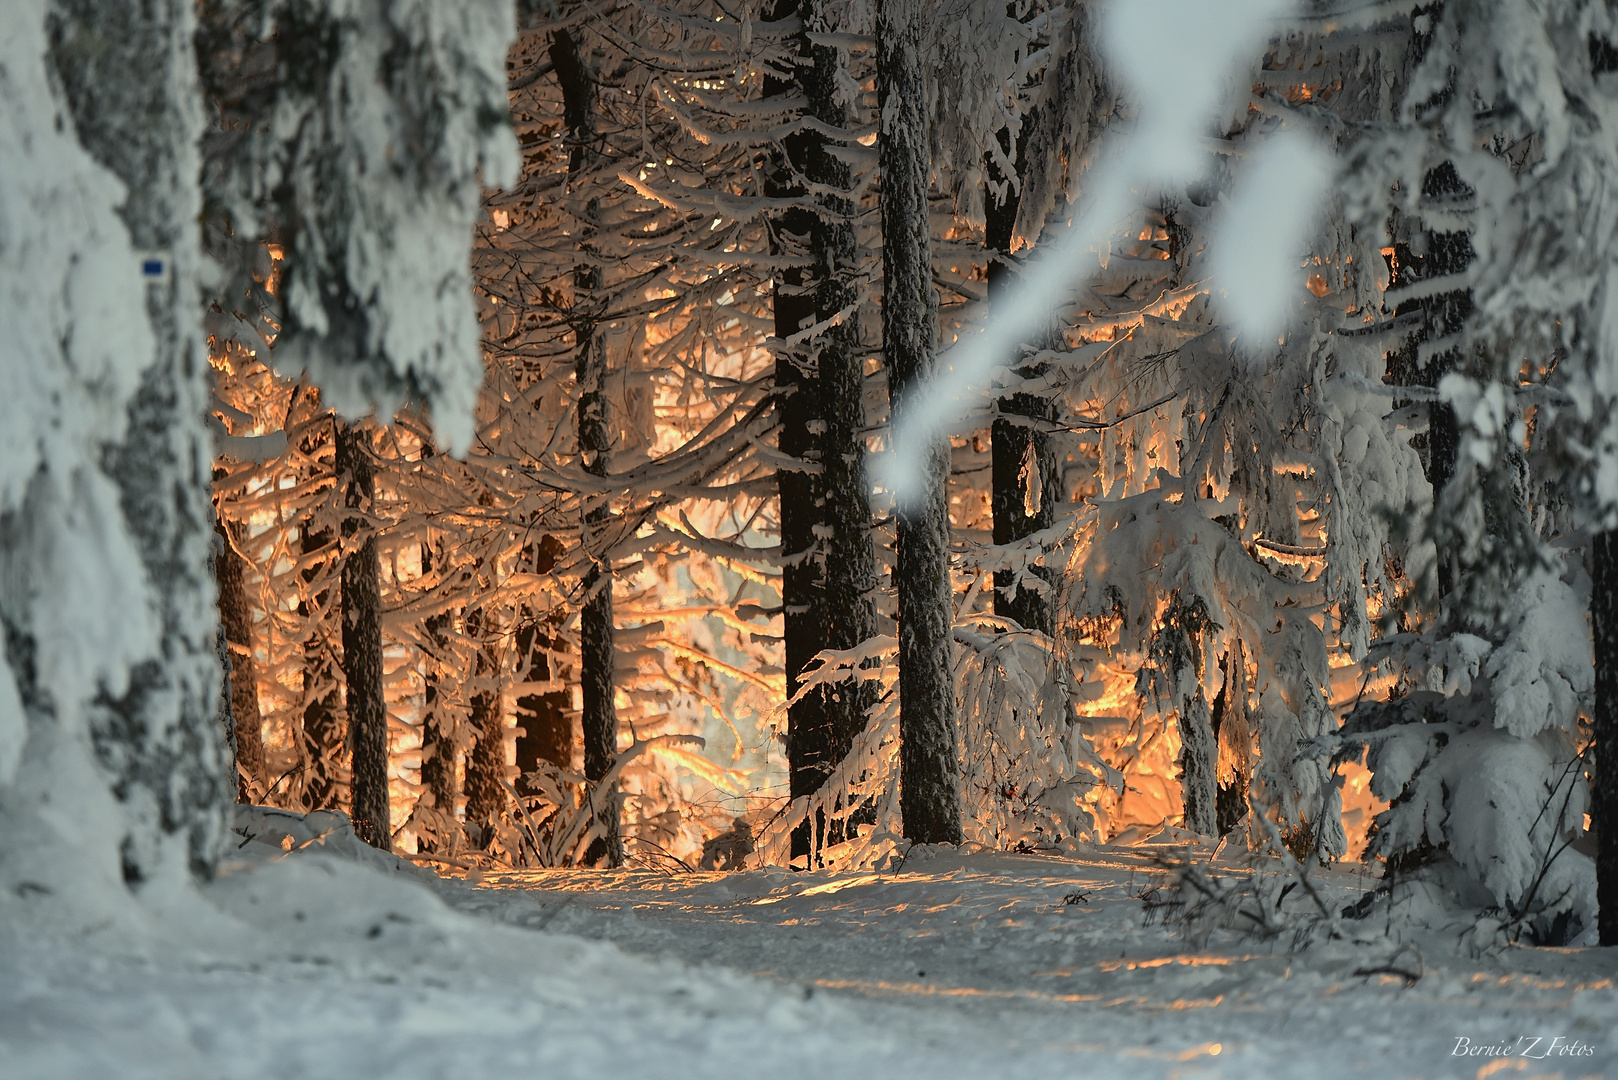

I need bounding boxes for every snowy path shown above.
[3,839,1616,1079]
[453,845,1618,1078]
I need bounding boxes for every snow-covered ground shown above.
[3,814,1615,1079]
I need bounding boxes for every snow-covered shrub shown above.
[1335,566,1594,929]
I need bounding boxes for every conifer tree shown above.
[336,420,390,849]
[880,0,962,846]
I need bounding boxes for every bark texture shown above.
[417,538,457,847]
[984,152,1059,636]
[553,28,621,867]
[768,0,880,862]
[879,0,961,846]
[514,534,572,781]
[214,516,265,801]
[1594,529,1618,945]
[462,629,506,849]
[1177,695,1219,837]
[336,420,389,850]
[46,0,233,882]
[299,505,342,811]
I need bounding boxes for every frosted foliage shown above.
[0,0,159,783]
[1373,726,1591,912]
[1211,133,1333,346]
[956,629,1119,848]
[1485,570,1591,740]
[269,0,519,453]
[922,0,1046,227]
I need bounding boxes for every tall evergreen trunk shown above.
[1594,529,1618,945]
[294,400,343,811]
[214,515,265,801]
[984,147,1059,636]
[335,420,389,850]
[45,0,233,882]
[514,534,572,781]
[415,451,455,847]
[1178,698,1219,837]
[879,0,961,846]
[552,28,621,867]
[462,614,506,849]
[299,511,342,811]
[1387,161,1473,602]
[768,0,880,863]
[418,595,457,849]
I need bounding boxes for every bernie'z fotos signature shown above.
[1452,1035,1597,1060]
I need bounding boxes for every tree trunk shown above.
[1386,162,1473,602]
[461,618,506,849]
[552,28,621,868]
[1177,694,1219,837]
[1593,529,1618,945]
[984,141,1059,636]
[418,597,457,850]
[214,515,265,801]
[768,0,880,864]
[299,509,342,812]
[45,0,233,883]
[879,0,962,846]
[514,534,572,781]
[336,420,389,850]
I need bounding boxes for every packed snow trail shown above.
[457,844,1618,1077]
[2,821,1615,1079]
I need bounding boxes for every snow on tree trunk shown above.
[336,420,389,850]
[880,0,961,847]
[1595,528,1618,945]
[30,0,234,887]
[984,146,1058,637]
[214,515,265,801]
[769,0,881,862]
[552,27,622,868]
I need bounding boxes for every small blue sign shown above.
[142,259,164,277]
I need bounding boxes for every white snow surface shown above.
[3,812,1615,1080]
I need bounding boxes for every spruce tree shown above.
[767,0,881,863]
[879,0,961,846]
[336,419,389,849]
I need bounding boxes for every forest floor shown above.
[3,813,1616,1079]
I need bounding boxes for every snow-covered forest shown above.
[4,0,1618,1076]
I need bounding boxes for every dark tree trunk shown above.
[299,512,342,812]
[418,599,457,849]
[461,622,506,849]
[1386,161,1473,601]
[879,0,962,846]
[768,0,881,864]
[336,420,389,850]
[984,142,1059,636]
[214,515,265,801]
[1594,529,1618,945]
[552,28,621,868]
[45,0,234,882]
[514,534,573,781]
